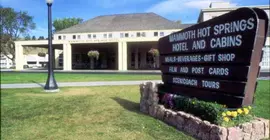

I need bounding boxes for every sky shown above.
[1,0,269,38]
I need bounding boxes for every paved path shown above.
[1,80,162,89]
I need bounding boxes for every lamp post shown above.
[44,0,59,92]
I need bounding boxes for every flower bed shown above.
[139,82,269,140]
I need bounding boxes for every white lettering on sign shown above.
[197,26,211,38]
[164,53,237,63]
[180,67,188,73]
[214,18,255,35]
[218,53,236,62]
[192,40,206,50]
[202,80,220,89]
[209,67,229,76]
[172,42,188,52]
[203,54,216,62]
[191,67,204,74]
[210,35,242,48]
[173,77,198,86]
[169,66,177,72]
[169,30,196,42]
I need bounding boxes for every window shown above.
[120,33,124,38]
[103,34,107,38]
[109,33,112,38]
[154,32,158,37]
[63,35,66,40]
[160,32,164,36]
[93,34,96,39]
[27,62,36,64]
[136,32,141,37]
[88,34,91,39]
[77,35,81,39]
[141,32,146,37]
[125,33,129,37]
[58,35,62,40]
[73,35,76,39]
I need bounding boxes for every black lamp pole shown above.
[44,1,58,92]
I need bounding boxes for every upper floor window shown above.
[93,34,96,39]
[77,35,81,39]
[141,32,146,37]
[160,32,164,37]
[103,34,107,38]
[58,35,62,40]
[88,34,91,39]
[136,32,141,37]
[154,32,158,37]
[120,33,124,38]
[109,33,112,38]
[73,35,76,39]
[63,35,66,40]
[125,33,129,37]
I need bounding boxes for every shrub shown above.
[159,92,254,126]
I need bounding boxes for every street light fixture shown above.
[44,0,59,92]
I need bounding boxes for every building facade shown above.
[14,13,192,71]
[0,54,14,69]
[198,2,270,71]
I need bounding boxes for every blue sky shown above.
[1,0,269,37]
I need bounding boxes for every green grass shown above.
[1,81,269,140]
[253,80,270,119]
[1,86,193,140]
[0,72,161,84]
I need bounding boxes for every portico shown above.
[14,37,163,71]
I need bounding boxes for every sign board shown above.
[158,7,269,108]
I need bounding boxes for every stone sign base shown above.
[139,82,269,140]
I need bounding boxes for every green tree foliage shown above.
[25,35,31,40]
[32,36,36,40]
[0,7,36,62]
[38,36,45,40]
[53,17,83,32]
[175,20,182,24]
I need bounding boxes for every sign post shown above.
[158,7,269,108]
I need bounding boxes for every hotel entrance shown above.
[71,43,118,70]
[127,42,159,70]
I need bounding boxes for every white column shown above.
[15,43,23,70]
[118,42,123,70]
[122,41,127,71]
[63,43,72,70]
[54,49,62,69]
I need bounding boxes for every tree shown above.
[1,7,36,62]
[176,20,182,24]
[25,35,31,40]
[32,36,36,40]
[38,36,45,40]
[53,17,83,32]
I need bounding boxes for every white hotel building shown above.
[198,2,270,71]
[13,2,270,71]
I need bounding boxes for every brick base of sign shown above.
[139,82,270,140]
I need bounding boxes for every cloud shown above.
[146,0,237,15]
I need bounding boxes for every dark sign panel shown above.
[161,65,249,81]
[158,7,269,107]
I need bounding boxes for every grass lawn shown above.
[0,72,161,84]
[1,80,269,140]
[1,85,193,140]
